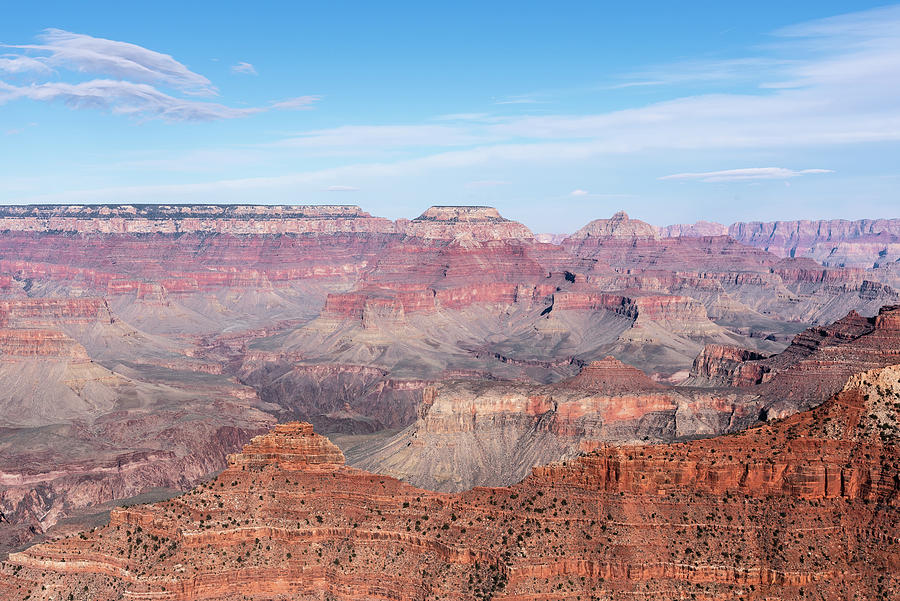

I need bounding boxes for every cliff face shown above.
[688,305,900,416]
[689,344,771,387]
[0,298,277,557]
[350,306,900,492]
[657,221,729,238]
[1,204,899,562]
[533,364,900,501]
[347,358,753,491]
[661,217,900,269]
[2,371,896,600]
[568,210,659,240]
[400,206,535,241]
[0,204,397,234]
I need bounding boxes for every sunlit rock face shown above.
[2,368,897,601]
[0,204,899,565]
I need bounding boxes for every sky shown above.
[0,1,898,233]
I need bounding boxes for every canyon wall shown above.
[660,216,900,269]
[1,204,898,561]
[2,366,895,600]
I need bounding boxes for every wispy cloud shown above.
[608,58,790,89]
[6,28,215,94]
[0,29,315,121]
[326,185,359,191]
[260,6,900,161]
[273,124,491,152]
[570,189,589,196]
[493,94,546,105]
[4,121,37,135]
[231,61,257,75]
[660,167,834,182]
[1,79,262,121]
[271,95,320,110]
[0,54,51,74]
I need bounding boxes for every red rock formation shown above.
[657,221,729,238]
[564,225,777,273]
[561,356,665,393]
[0,204,397,234]
[689,344,770,386]
[2,368,896,600]
[660,218,900,269]
[727,217,900,268]
[0,329,90,361]
[568,210,659,240]
[401,205,534,241]
[348,358,749,491]
[0,298,112,327]
[229,422,345,469]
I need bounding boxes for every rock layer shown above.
[2,368,897,600]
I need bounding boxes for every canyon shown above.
[0,361,896,599]
[0,203,898,576]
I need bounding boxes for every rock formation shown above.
[400,206,535,241]
[661,216,900,269]
[0,298,275,557]
[688,305,900,414]
[1,203,899,559]
[347,357,750,491]
[2,367,896,599]
[347,306,900,491]
[568,210,659,240]
[0,204,397,234]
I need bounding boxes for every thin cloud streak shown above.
[6,28,216,94]
[0,79,262,121]
[0,29,316,121]
[271,95,320,110]
[231,61,257,75]
[660,167,834,183]
[0,55,51,74]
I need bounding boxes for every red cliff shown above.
[2,367,896,600]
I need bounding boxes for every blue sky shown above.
[1,1,898,232]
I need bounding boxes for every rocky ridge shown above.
[1,203,899,560]
[660,216,900,269]
[2,369,897,600]
[348,307,900,491]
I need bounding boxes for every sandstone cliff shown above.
[660,217,900,269]
[400,206,535,241]
[2,371,896,600]
[0,204,397,234]
[347,357,755,491]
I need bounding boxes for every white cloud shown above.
[493,96,544,105]
[1,79,261,121]
[326,185,359,191]
[5,6,899,203]
[273,124,492,151]
[7,28,216,94]
[271,95,320,110]
[0,55,51,74]
[0,30,317,121]
[570,189,589,196]
[231,61,257,76]
[660,167,834,183]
